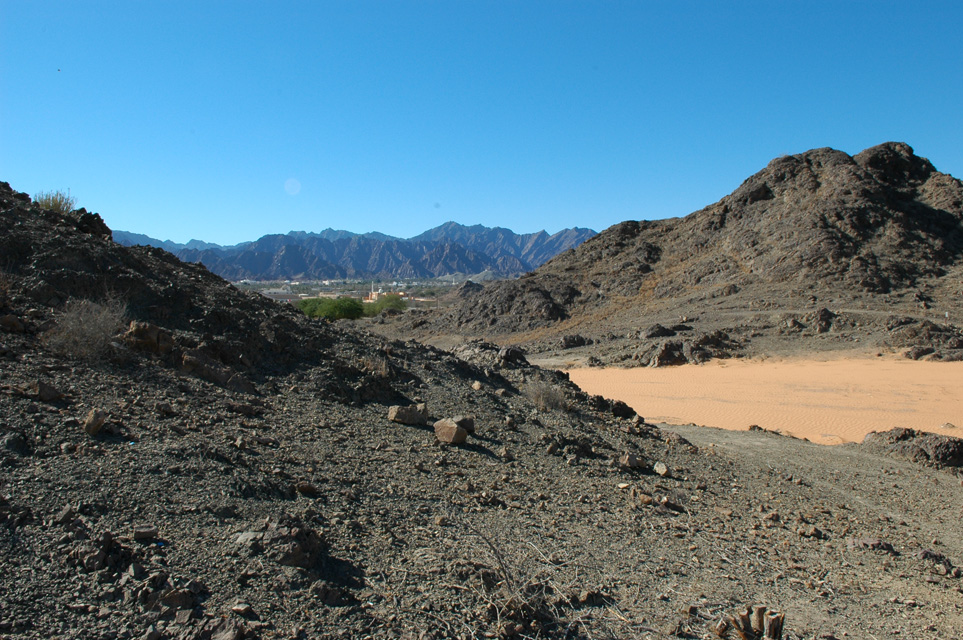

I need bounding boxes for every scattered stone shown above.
[451,415,475,433]
[498,446,514,461]
[83,409,107,436]
[54,504,76,526]
[497,346,527,366]
[231,602,254,616]
[29,380,63,402]
[158,588,194,610]
[559,334,589,349]
[1,431,28,455]
[233,516,326,569]
[618,452,642,469]
[798,525,826,540]
[0,314,25,333]
[433,419,468,445]
[847,538,897,554]
[133,525,158,540]
[295,481,320,496]
[123,321,173,354]
[387,403,428,425]
[610,400,636,420]
[227,402,261,416]
[653,461,670,477]
[141,626,162,640]
[471,381,483,391]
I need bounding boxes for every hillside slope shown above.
[400,143,963,364]
[4,180,963,638]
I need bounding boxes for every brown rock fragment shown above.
[619,452,642,469]
[123,321,173,354]
[452,415,475,433]
[295,481,320,496]
[433,419,468,444]
[84,409,107,436]
[133,525,158,540]
[387,403,428,425]
[30,381,63,402]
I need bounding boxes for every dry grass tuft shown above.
[33,189,77,215]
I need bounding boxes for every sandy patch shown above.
[566,356,963,445]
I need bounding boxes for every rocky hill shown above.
[398,143,963,365]
[3,179,963,639]
[113,222,596,281]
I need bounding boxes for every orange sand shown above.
[566,356,963,445]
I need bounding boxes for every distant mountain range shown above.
[112,222,596,281]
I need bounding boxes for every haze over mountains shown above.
[113,222,596,281]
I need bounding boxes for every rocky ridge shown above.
[393,143,963,366]
[3,180,963,639]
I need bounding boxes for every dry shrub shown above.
[526,382,569,412]
[33,189,77,215]
[43,298,128,360]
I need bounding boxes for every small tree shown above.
[33,190,77,215]
[364,294,407,316]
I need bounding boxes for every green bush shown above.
[299,297,364,321]
[363,294,407,317]
[33,190,77,215]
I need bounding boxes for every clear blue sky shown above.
[2,1,961,245]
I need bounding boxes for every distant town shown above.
[238,277,464,309]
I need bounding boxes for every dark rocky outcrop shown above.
[863,428,963,468]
